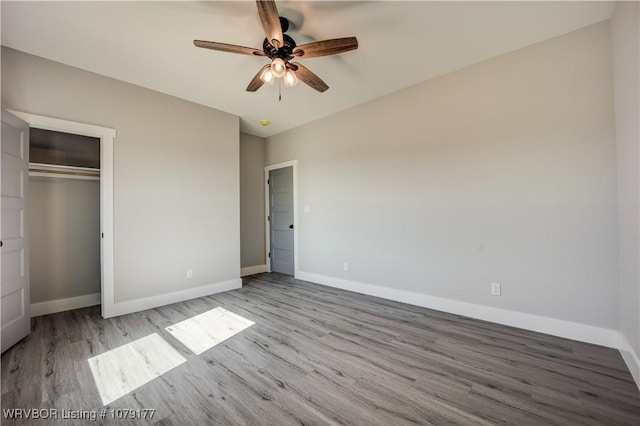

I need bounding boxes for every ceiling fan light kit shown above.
[283,69,299,87]
[260,67,275,85]
[194,0,358,96]
[270,57,287,78]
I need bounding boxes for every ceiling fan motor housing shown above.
[263,17,296,59]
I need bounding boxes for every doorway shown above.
[264,161,298,276]
[8,111,115,318]
[29,128,101,316]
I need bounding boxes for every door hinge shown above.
[267,178,270,185]
[268,252,271,258]
[101,233,104,238]
[268,215,270,222]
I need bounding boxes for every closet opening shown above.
[29,128,102,316]
[9,110,116,318]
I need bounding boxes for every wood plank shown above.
[1,272,638,425]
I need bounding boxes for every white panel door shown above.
[1,110,30,353]
[269,167,294,275]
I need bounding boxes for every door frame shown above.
[9,110,116,318]
[264,160,298,277]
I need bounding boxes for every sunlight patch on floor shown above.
[165,307,255,354]
[87,333,186,405]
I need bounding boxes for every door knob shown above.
[289,224,294,229]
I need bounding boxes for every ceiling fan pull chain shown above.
[279,78,282,102]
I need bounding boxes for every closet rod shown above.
[29,162,100,181]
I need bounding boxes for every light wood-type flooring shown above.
[2,273,640,425]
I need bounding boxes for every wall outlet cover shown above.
[491,282,501,296]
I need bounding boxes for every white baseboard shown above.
[618,333,640,391]
[296,271,619,349]
[241,264,268,277]
[31,293,101,317]
[110,278,242,317]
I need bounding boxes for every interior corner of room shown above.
[1,0,639,402]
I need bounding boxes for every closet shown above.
[29,128,101,311]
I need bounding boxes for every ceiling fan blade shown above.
[246,64,271,92]
[256,0,283,48]
[292,37,358,59]
[291,63,329,93]
[194,40,265,56]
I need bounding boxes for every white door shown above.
[269,167,294,275]
[1,110,30,353]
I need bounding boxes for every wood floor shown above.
[2,273,640,425]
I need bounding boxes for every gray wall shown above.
[612,1,640,379]
[240,133,266,268]
[29,177,100,303]
[2,47,240,304]
[266,22,619,329]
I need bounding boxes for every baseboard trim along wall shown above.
[296,271,620,349]
[241,264,268,277]
[111,278,242,317]
[30,293,101,317]
[618,333,640,391]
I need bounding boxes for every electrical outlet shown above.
[491,282,501,296]
[343,262,349,272]
[187,269,193,279]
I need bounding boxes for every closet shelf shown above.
[29,162,100,181]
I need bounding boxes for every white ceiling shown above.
[1,1,614,138]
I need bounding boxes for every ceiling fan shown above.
[194,0,358,93]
